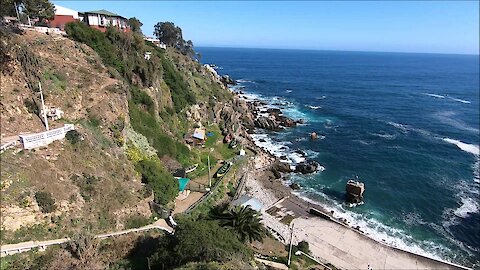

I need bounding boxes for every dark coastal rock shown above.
[295,150,306,156]
[267,108,282,116]
[278,116,297,127]
[280,155,288,160]
[295,160,320,174]
[259,138,266,143]
[310,132,318,140]
[271,168,281,179]
[274,162,293,173]
[345,180,365,204]
[254,116,281,131]
[220,75,236,85]
[297,119,305,124]
[289,183,301,190]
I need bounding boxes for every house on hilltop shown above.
[48,5,79,30]
[80,9,130,32]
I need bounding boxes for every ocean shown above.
[198,47,480,267]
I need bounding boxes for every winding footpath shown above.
[0,219,173,257]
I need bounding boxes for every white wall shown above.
[54,5,79,19]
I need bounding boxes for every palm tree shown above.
[211,204,265,243]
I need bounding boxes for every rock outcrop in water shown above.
[345,180,365,204]
[295,160,321,174]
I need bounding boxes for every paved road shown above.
[0,219,172,257]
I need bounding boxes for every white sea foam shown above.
[442,138,480,156]
[236,79,255,83]
[473,160,480,184]
[453,198,479,218]
[370,132,397,140]
[307,105,321,110]
[449,97,471,104]
[315,95,327,100]
[424,93,445,98]
[250,133,306,164]
[387,121,409,134]
[286,90,293,93]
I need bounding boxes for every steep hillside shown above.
[0,24,234,244]
[0,29,149,243]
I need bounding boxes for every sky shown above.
[53,1,479,55]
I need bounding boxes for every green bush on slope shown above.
[135,159,178,205]
[161,56,196,113]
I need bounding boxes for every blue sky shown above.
[53,1,479,55]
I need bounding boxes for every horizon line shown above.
[194,45,480,56]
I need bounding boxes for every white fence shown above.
[19,124,75,149]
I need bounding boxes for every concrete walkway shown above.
[0,219,172,257]
[293,217,471,270]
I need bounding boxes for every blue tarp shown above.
[178,178,190,192]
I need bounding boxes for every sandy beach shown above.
[241,150,469,270]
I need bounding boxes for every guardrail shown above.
[0,140,18,152]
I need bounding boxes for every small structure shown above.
[345,179,365,204]
[173,168,186,178]
[231,195,263,211]
[144,51,152,60]
[144,37,167,49]
[192,128,206,141]
[80,9,130,32]
[41,107,64,121]
[177,178,190,192]
[239,148,246,156]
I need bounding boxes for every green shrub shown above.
[161,56,196,113]
[129,101,191,164]
[24,99,39,115]
[150,218,252,267]
[34,191,56,213]
[65,130,81,145]
[135,159,178,205]
[71,174,98,201]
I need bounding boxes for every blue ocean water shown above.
[198,47,480,267]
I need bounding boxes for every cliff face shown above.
[0,28,235,242]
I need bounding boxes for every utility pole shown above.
[208,153,211,188]
[14,2,20,21]
[288,222,295,266]
[207,148,214,188]
[39,82,49,130]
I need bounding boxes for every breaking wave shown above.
[442,138,480,156]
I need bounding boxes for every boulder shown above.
[311,132,318,140]
[345,180,365,204]
[274,162,293,173]
[289,183,301,190]
[254,116,281,131]
[295,160,320,174]
[271,168,281,179]
[220,75,236,85]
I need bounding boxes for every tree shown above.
[153,21,182,47]
[0,0,54,22]
[35,191,56,213]
[67,233,105,269]
[0,0,21,17]
[211,205,265,243]
[23,0,55,22]
[128,17,143,34]
[135,159,179,205]
[150,218,252,267]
